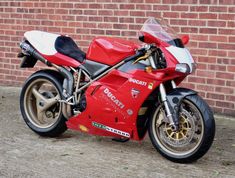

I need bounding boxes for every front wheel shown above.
[148,94,215,163]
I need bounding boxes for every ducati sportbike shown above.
[18,18,215,163]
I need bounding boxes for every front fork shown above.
[159,80,179,131]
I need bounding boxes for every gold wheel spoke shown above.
[182,127,190,131]
[169,132,174,138]
[176,132,180,140]
[33,87,59,113]
[43,94,60,111]
[32,88,46,101]
[165,127,173,131]
[32,88,45,121]
[36,109,44,123]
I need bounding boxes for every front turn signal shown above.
[145,66,153,73]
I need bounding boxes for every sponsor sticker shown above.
[131,88,140,98]
[103,88,125,109]
[148,82,154,90]
[129,78,147,86]
[92,122,130,138]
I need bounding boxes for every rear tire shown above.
[148,94,215,163]
[20,70,67,137]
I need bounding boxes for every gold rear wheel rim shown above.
[23,78,62,129]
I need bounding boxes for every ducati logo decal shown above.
[92,122,130,138]
[129,78,147,86]
[148,83,154,90]
[103,88,125,109]
[131,88,140,98]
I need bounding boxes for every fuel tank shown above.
[86,37,140,66]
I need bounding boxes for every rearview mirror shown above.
[181,35,189,45]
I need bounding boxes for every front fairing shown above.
[140,17,196,73]
[165,46,195,73]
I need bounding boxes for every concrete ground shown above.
[0,86,234,178]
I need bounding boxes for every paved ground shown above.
[0,86,235,178]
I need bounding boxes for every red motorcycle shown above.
[18,17,215,163]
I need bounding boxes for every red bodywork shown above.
[64,33,187,141]
[86,37,139,65]
[41,52,81,67]
[40,37,140,67]
[67,70,184,141]
[34,31,188,141]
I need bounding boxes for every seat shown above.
[24,30,60,56]
[55,36,86,63]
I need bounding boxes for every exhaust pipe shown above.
[20,41,73,119]
[20,41,52,66]
[20,41,74,97]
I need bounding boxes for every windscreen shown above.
[140,17,184,48]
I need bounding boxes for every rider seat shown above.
[55,36,86,63]
[24,31,86,65]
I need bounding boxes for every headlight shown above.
[175,63,190,73]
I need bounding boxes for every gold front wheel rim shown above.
[152,99,204,157]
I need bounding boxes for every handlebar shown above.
[124,48,146,63]
[124,44,156,63]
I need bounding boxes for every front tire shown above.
[20,70,67,137]
[148,94,215,163]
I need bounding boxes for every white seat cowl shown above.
[24,30,60,55]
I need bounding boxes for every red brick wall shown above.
[0,1,235,115]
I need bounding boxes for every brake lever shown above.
[132,50,152,64]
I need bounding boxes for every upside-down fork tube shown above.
[160,81,198,131]
[159,83,177,129]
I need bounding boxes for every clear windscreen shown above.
[140,17,184,48]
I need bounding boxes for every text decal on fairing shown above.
[92,122,130,138]
[129,78,147,86]
[103,88,125,109]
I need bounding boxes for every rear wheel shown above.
[20,70,67,137]
[148,94,215,163]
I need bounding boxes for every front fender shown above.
[136,87,197,139]
[166,88,197,105]
[166,87,197,127]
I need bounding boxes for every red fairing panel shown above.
[41,52,81,67]
[66,69,186,140]
[86,37,139,66]
[66,69,162,140]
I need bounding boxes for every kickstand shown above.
[112,137,130,143]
